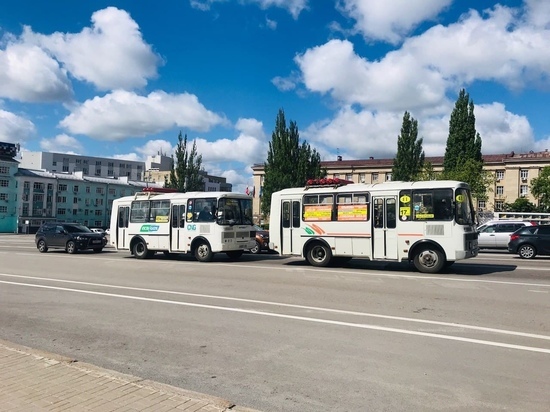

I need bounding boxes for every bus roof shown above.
[273,180,470,196]
[113,191,252,203]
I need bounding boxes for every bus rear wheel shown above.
[306,243,332,267]
[195,241,214,262]
[133,240,149,259]
[413,247,445,273]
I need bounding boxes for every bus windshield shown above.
[455,188,475,226]
[217,198,253,225]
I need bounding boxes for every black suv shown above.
[35,223,107,254]
[508,225,550,259]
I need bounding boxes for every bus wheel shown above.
[195,241,214,262]
[306,243,332,267]
[226,250,243,260]
[133,240,149,259]
[413,247,444,273]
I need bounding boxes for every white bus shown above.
[269,179,479,273]
[110,188,256,261]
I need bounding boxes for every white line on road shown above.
[1,277,549,354]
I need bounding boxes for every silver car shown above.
[477,220,535,248]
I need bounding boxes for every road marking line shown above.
[1,274,549,343]
[1,279,549,354]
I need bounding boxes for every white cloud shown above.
[296,39,447,111]
[266,18,277,30]
[22,7,161,90]
[59,90,227,140]
[524,0,550,28]
[337,0,452,44]
[196,118,268,164]
[134,139,175,158]
[40,134,83,152]
[0,42,72,102]
[272,75,297,91]
[0,109,36,143]
[112,153,142,161]
[190,0,307,18]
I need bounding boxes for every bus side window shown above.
[282,202,290,228]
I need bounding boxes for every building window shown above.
[520,185,529,196]
[495,200,504,211]
[520,169,528,180]
[0,166,9,174]
[73,197,78,204]
[83,168,88,175]
[95,210,103,216]
[108,162,114,167]
[57,208,66,215]
[0,179,9,187]
[0,206,7,213]
[57,196,67,203]
[32,194,43,202]
[83,160,88,165]
[73,209,78,215]
[58,184,67,191]
[496,186,504,195]
[73,185,79,193]
[333,173,340,179]
[22,194,29,201]
[478,200,486,210]
[109,188,116,195]
[108,170,114,176]
[96,161,102,166]
[496,170,504,180]
[62,166,69,172]
[47,183,53,190]
[33,182,44,190]
[359,173,365,183]
[76,159,81,164]
[386,173,392,182]
[84,209,89,216]
[86,186,91,193]
[52,161,57,166]
[96,187,104,194]
[345,173,352,181]
[22,204,29,215]
[372,173,378,182]
[0,193,8,200]
[24,181,30,189]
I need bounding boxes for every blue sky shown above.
[2,0,550,192]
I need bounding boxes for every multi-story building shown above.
[251,150,550,221]
[0,142,19,233]
[19,151,145,181]
[15,169,162,234]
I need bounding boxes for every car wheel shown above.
[66,240,77,254]
[306,242,332,267]
[518,244,536,259]
[93,248,103,253]
[37,240,48,253]
[195,240,214,262]
[250,241,261,254]
[133,240,149,259]
[413,247,445,273]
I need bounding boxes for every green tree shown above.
[503,198,537,212]
[442,89,488,199]
[261,109,325,216]
[417,161,439,181]
[530,166,550,211]
[166,131,204,192]
[392,111,425,181]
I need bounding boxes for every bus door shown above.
[171,204,188,252]
[372,197,398,259]
[116,205,130,249]
[281,199,302,255]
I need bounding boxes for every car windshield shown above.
[64,225,92,233]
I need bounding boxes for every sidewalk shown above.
[0,340,259,412]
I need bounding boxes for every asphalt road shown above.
[0,235,549,411]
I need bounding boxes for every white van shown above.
[477,220,535,248]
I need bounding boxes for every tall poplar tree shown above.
[166,131,204,192]
[261,109,325,216]
[443,89,488,199]
[392,111,425,181]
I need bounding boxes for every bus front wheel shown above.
[413,247,445,273]
[133,240,149,259]
[195,241,214,262]
[306,243,332,267]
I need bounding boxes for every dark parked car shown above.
[508,225,550,259]
[35,223,107,254]
[250,224,270,254]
